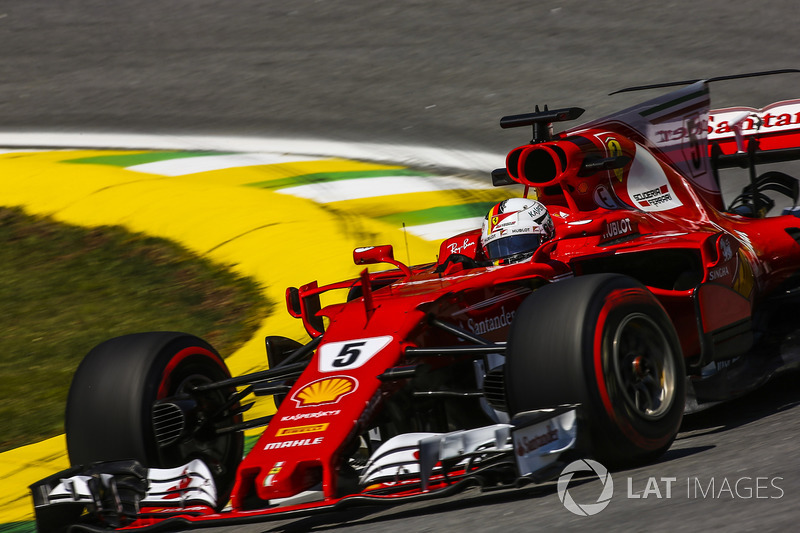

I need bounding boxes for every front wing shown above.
[31,407,577,532]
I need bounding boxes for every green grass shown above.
[0,522,35,533]
[0,207,272,452]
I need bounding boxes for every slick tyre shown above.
[505,274,685,466]
[65,332,243,506]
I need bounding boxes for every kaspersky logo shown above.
[290,376,357,407]
[557,459,614,516]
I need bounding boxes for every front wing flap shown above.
[31,407,578,532]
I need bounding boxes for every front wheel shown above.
[505,274,685,466]
[65,332,243,506]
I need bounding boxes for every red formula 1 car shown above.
[32,71,800,531]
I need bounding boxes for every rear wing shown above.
[706,100,800,216]
[708,99,800,166]
[494,72,800,216]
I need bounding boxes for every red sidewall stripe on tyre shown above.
[592,287,674,451]
[157,346,229,399]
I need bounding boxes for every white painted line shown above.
[0,132,509,242]
[404,217,484,240]
[276,175,493,203]
[0,149,47,154]
[127,152,321,176]
[0,132,505,173]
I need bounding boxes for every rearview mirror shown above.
[353,245,395,265]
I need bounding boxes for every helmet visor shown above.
[484,234,543,261]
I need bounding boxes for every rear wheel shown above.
[65,332,243,506]
[505,274,685,465]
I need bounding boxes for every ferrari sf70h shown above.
[31,70,800,532]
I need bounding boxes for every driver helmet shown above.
[481,198,555,264]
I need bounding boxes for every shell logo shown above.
[291,376,358,407]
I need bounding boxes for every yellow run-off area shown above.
[0,149,502,526]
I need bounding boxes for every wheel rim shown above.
[156,362,239,480]
[611,313,676,420]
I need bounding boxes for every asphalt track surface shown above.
[2,1,800,531]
